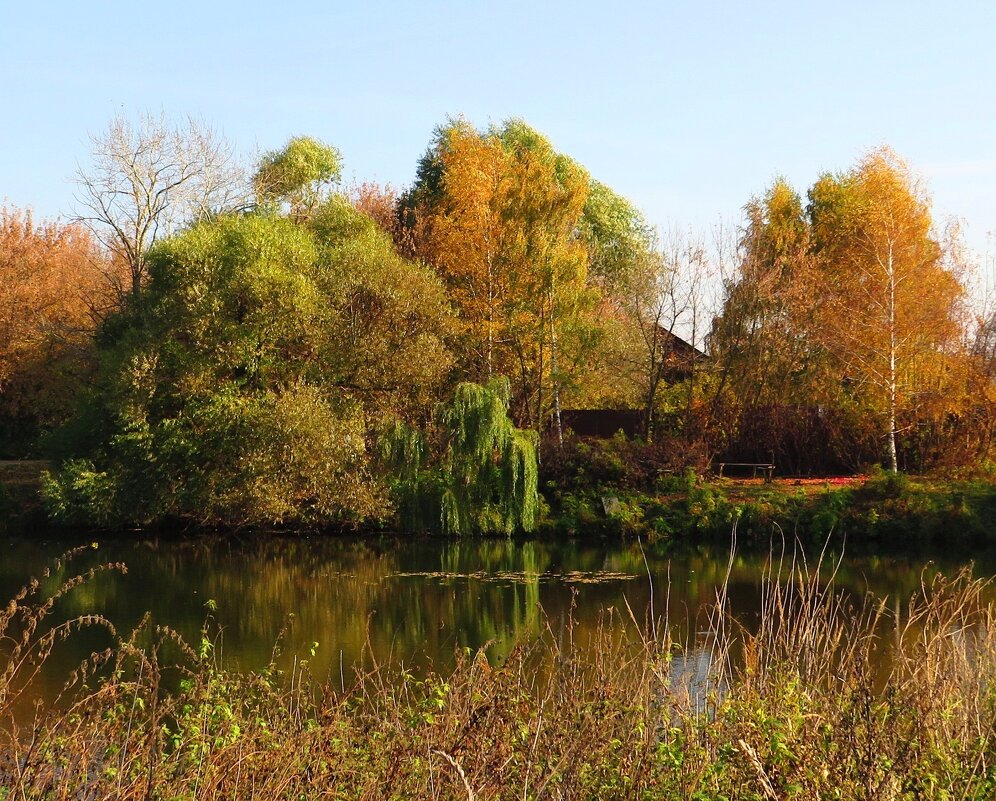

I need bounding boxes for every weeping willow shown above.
[381,378,539,535]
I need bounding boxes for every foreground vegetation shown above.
[3,552,996,799]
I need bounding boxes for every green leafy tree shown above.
[578,179,655,295]
[45,141,452,528]
[382,378,539,535]
[44,215,384,526]
[308,196,454,424]
[253,136,342,219]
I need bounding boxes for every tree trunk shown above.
[644,382,657,443]
[887,244,899,472]
[643,325,662,443]
[549,291,563,447]
[486,255,494,379]
[536,306,545,444]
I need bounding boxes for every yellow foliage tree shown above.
[411,121,592,435]
[808,148,964,471]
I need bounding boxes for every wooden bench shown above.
[715,462,775,482]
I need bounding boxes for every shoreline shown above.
[4,460,994,542]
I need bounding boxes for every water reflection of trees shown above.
[2,534,995,703]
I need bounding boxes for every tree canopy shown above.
[5,116,990,534]
[44,160,453,527]
[710,149,968,471]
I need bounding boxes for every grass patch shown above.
[543,468,996,543]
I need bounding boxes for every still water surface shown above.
[3,533,995,706]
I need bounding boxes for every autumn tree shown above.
[808,149,963,471]
[975,308,996,378]
[74,112,247,299]
[965,307,996,461]
[406,119,526,382]
[496,121,594,441]
[562,181,657,412]
[0,206,118,455]
[349,181,405,245]
[706,180,848,468]
[711,151,968,472]
[404,119,592,436]
[711,180,817,410]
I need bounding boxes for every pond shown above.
[3,532,996,710]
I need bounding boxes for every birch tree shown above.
[809,149,963,471]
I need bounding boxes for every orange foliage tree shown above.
[349,182,405,246]
[0,206,118,454]
[405,121,593,434]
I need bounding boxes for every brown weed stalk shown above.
[2,547,996,799]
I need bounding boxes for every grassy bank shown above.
[3,457,995,542]
[542,468,996,543]
[2,553,996,798]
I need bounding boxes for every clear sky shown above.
[2,1,994,274]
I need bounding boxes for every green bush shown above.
[862,465,912,499]
[40,459,121,527]
[44,200,452,529]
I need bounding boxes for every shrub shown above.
[40,459,121,526]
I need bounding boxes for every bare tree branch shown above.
[73,112,249,299]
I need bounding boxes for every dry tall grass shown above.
[2,545,995,800]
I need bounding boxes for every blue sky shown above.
[2,1,994,271]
